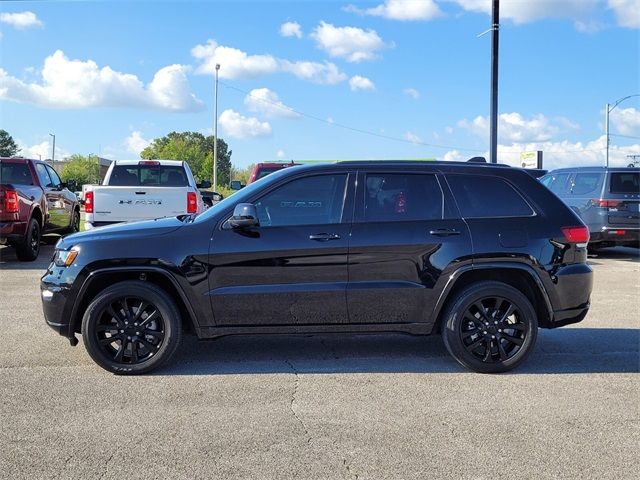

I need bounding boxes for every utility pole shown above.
[49,133,56,167]
[489,0,500,164]
[213,63,220,190]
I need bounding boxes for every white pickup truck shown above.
[84,160,208,230]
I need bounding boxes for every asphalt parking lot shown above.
[0,242,638,480]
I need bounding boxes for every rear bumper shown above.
[0,221,27,242]
[544,263,593,328]
[590,227,640,246]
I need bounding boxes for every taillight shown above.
[2,190,19,213]
[84,191,94,213]
[592,199,621,208]
[187,192,197,214]
[561,226,590,244]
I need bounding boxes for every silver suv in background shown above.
[540,167,639,249]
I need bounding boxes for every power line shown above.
[609,133,640,141]
[219,80,619,157]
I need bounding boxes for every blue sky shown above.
[1,0,639,171]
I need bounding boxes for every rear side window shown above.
[610,172,640,193]
[109,165,188,186]
[571,172,603,195]
[0,163,34,185]
[447,174,534,218]
[363,173,443,222]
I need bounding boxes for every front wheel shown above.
[441,281,538,373]
[81,281,182,374]
[64,209,80,234]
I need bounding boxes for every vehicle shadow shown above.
[0,244,55,270]
[160,327,639,376]
[588,246,640,263]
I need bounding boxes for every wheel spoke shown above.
[502,334,523,347]
[130,340,139,363]
[504,322,526,331]
[465,338,485,353]
[114,338,127,362]
[139,337,159,352]
[145,330,164,341]
[100,335,121,345]
[474,302,490,321]
[106,306,125,327]
[462,330,478,340]
[132,301,148,322]
[499,304,516,323]
[497,340,508,361]
[483,339,494,362]
[139,310,159,327]
[96,324,118,332]
[493,298,505,317]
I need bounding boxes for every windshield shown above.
[108,165,189,186]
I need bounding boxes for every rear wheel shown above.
[82,281,182,375]
[15,218,41,261]
[441,281,538,373]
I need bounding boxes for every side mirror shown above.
[229,203,259,228]
[62,180,78,191]
[197,180,212,189]
[229,180,243,191]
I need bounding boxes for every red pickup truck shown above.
[0,157,80,261]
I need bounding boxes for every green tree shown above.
[230,163,255,185]
[0,129,19,157]
[141,131,232,189]
[60,154,100,185]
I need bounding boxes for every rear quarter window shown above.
[447,174,535,218]
[609,172,640,194]
[571,172,604,195]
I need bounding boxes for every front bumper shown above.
[41,283,74,338]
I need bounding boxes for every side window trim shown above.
[46,165,62,188]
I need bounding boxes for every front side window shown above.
[35,163,53,188]
[363,173,443,222]
[45,165,62,188]
[447,174,534,218]
[255,174,347,227]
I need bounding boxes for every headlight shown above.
[54,247,79,267]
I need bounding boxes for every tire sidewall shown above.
[82,281,182,375]
[16,218,40,261]
[442,282,538,373]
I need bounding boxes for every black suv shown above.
[540,167,639,249]
[41,161,593,374]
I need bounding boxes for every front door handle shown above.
[309,233,341,241]
[429,228,461,237]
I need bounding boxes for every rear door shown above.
[606,171,640,227]
[347,170,471,325]
[207,171,354,326]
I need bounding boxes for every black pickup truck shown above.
[1,157,80,261]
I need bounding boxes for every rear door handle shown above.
[309,233,341,241]
[429,228,461,237]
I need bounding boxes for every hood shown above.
[57,216,187,249]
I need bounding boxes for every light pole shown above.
[605,94,639,167]
[489,0,500,164]
[49,133,56,167]
[213,63,220,190]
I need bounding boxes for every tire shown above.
[441,281,538,373]
[81,281,182,375]
[64,208,80,234]
[15,217,41,262]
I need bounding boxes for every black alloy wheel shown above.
[15,218,41,261]
[441,281,538,373]
[82,281,182,374]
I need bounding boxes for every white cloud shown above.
[280,21,302,38]
[349,75,376,91]
[244,88,299,118]
[452,0,599,25]
[443,149,465,161]
[327,117,335,124]
[277,149,286,159]
[458,112,569,142]
[345,0,442,21]
[124,131,150,156]
[219,109,272,139]
[281,60,348,85]
[0,50,203,111]
[0,11,43,29]
[404,131,422,144]
[310,22,389,62]
[610,107,640,136]
[191,39,347,85]
[403,87,421,99]
[16,139,69,161]
[608,0,640,28]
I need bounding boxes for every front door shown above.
[347,170,472,327]
[34,163,65,230]
[208,172,354,326]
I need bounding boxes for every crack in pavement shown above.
[98,452,115,480]
[283,358,312,445]
[343,458,359,480]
